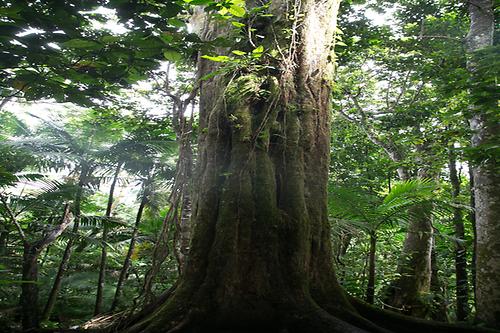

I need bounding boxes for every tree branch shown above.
[34,203,72,254]
[342,90,409,179]
[0,195,27,244]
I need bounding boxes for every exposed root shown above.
[102,291,500,333]
[285,300,374,333]
[165,311,196,333]
[81,311,128,330]
[350,297,500,333]
[111,291,396,333]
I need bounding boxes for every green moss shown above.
[231,106,252,141]
[225,74,266,106]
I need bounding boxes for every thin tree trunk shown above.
[140,198,175,305]
[335,232,351,284]
[387,202,433,317]
[366,232,377,304]
[42,167,87,322]
[141,117,193,304]
[465,0,499,327]
[430,239,448,322]
[18,204,71,330]
[448,146,468,321]
[20,242,39,330]
[94,162,122,316]
[110,179,149,311]
[385,151,434,317]
[345,110,435,316]
[174,136,193,273]
[468,165,477,309]
[170,96,195,274]
[0,229,8,256]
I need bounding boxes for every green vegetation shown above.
[0,0,498,332]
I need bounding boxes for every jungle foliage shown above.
[0,0,498,331]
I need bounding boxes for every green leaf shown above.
[228,5,246,17]
[231,21,245,28]
[100,35,120,44]
[162,3,184,17]
[0,7,22,19]
[201,55,231,62]
[232,50,246,56]
[201,69,223,81]
[168,18,186,28]
[163,49,183,62]
[252,45,264,54]
[63,39,103,50]
[188,0,213,5]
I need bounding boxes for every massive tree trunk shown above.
[119,1,370,331]
[113,1,497,332]
[465,0,499,328]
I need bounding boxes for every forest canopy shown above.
[0,0,498,332]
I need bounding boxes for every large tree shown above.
[114,1,496,332]
[465,0,499,328]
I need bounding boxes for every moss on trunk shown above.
[110,1,499,332]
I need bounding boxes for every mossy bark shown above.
[118,1,365,331]
[113,1,497,332]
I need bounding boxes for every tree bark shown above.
[112,1,498,332]
[110,178,150,311]
[117,1,374,331]
[94,162,122,316]
[465,0,499,328]
[448,146,468,321]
